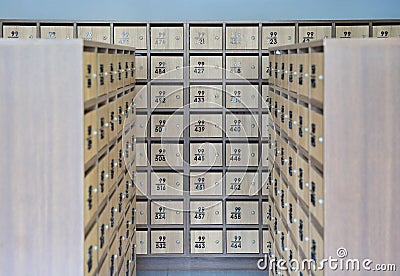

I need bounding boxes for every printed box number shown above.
[302,31,315,42]
[156,177,166,191]
[154,119,166,133]
[229,177,242,191]
[194,32,205,45]
[154,90,166,104]
[194,120,205,133]
[231,235,242,248]
[230,207,242,220]
[230,61,241,74]
[194,206,206,220]
[155,32,166,45]
[230,119,241,132]
[155,61,166,75]
[155,148,166,162]
[194,177,205,191]
[155,206,166,220]
[194,236,206,249]
[229,90,242,104]
[229,148,242,162]
[194,148,205,162]
[194,61,205,74]
[269,31,278,45]
[193,90,205,103]
[155,236,167,249]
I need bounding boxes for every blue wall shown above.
[0,0,399,21]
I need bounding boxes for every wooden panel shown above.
[83,52,97,102]
[150,144,183,167]
[225,84,259,109]
[84,167,98,228]
[261,172,272,196]
[226,26,258,49]
[135,55,148,80]
[226,56,258,79]
[150,85,184,109]
[151,201,184,224]
[225,172,258,196]
[190,230,223,253]
[77,26,111,43]
[262,56,270,80]
[226,143,258,167]
[151,231,184,254]
[150,172,183,196]
[134,85,147,109]
[136,201,148,225]
[309,111,324,164]
[136,143,148,167]
[298,25,331,42]
[262,201,272,225]
[189,85,223,108]
[151,56,184,79]
[372,25,400,38]
[190,55,222,79]
[2,25,36,38]
[190,201,223,224]
[262,230,273,255]
[150,27,183,50]
[262,26,295,48]
[114,26,147,49]
[190,143,222,167]
[226,201,259,224]
[40,26,73,39]
[335,25,369,38]
[136,172,147,196]
[136,231,148,255]
[189,172,223,195]
[84,225,98,276]
[225,114,259,138]
[150,114,184,138]
[189,114,223,138]
[84,110,98,163]
[190,26,223,50]
[135,115,148,138]
[226,230,259,253]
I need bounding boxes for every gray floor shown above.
[137,271,268,276]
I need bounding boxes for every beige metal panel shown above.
[151,230,184,254]
[2,25,36,38]
[286,232,299,266]
[150,144,183,167]
[151,56,184,79]
[261,172,272,196]
[298,25,331,42]
[226,143,258,167]
[262,26,295,49]
[226,201,259,224]
[309,111,324,164]
[189,172,223,195]
[309,166,324,226]
[97,206,110,258]
[135,115,148,138]
[269,53,276,85]
[261,143,270,168]
[108,145,118,189]
[97,154,109,204]
[136,231,148,255]
[136,172,147,196]
[40,26,73,39]
[84,225,98,276]
[336,25,369,38]
[286,144,297,187]
[297,53,310,97]
[84,167,98,228]
[190,230,223,254]
[134,85,147,109]
[262,230,273,255]
[373,25,400,38]
[288,100,298,144]
[262,56,270,80]
[226,26,258,50]
[262,113,272,139]
[310,53,324,103]
[297,103,309,151]
[151,27,183,50]
[225,84,259,109]
[226,114,259,138]
[150,85,184,109]
[190,143,222,167]
[150,172,183,196]
[296,154,309,206]
[136,143,148,167]
[287,188,297,240]
[151,201,183,224]
[189,85,223,108]
[83,52,97,102]
[84,110,98,163]
[226,230,259,253]
[108,100,117,141]
[309,224,324,275]
[77,26,111,43]
[136,201,148,225]
[189,55,223,79]
[190,201,223,224]
[261,85,271,110]
[288,53,298,93]
[225,172,258,196]
[297,204,310,257]
[190,26,223,50]
[97,53,109,95]
[150,114,184,138]
[226,56,258,79]
[189,114,223,138]
[114,26,147,49]
[135,55,148,80]
[262,200,272,225]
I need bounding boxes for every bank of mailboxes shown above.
[225,85,259,109]
[150,85,184,109]
[226,56,258,79]
[189,85,222,108]
[151,27,183,50]
[190,26,223,50]
[77,26,111,43]
[190,56,222,79]
[114,26,147,49]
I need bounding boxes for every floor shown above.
[137,271,268,276]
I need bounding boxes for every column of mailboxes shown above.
[83,48,137,276]
[262,46,325,275]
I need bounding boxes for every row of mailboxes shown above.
[83,52,136,101]
[3,24,400,47]
[265,88,324,165]
[84,192,136,276]
[134,84,262,109]
[268,51,324,103]
[135,200,260,225]
[84,92,135,163]
[135,143,261,167]
[135,230,265,254]
[135,171,272,197]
